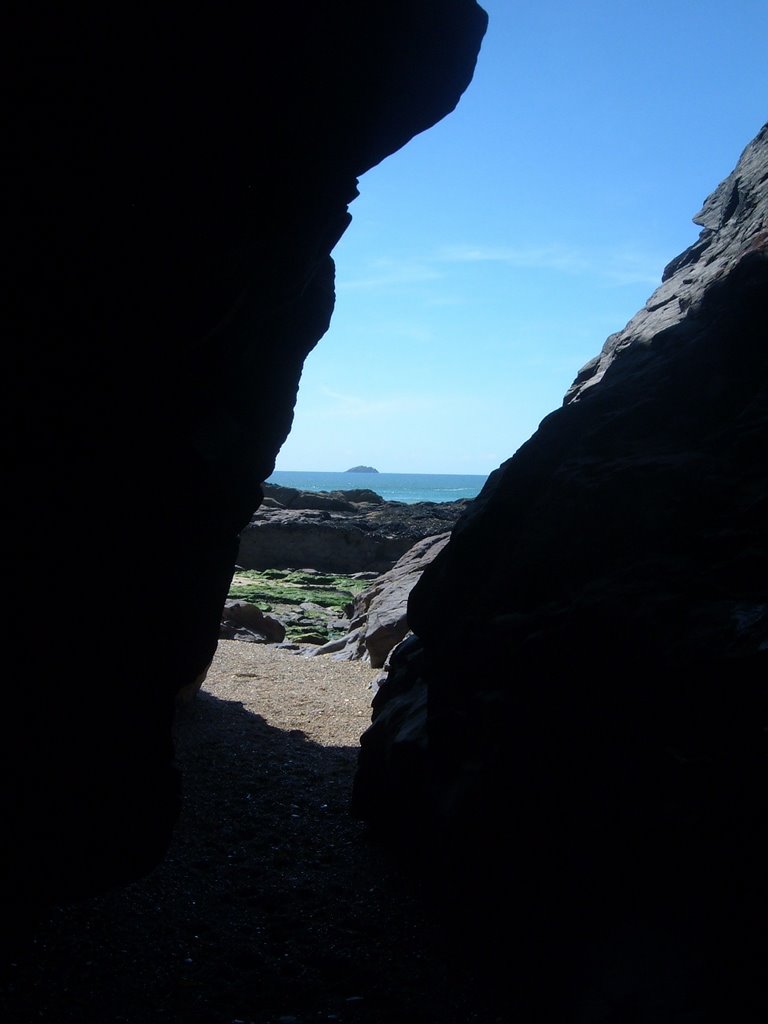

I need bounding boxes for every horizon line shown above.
[268,468,491,477]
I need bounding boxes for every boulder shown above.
[220,600,286,643]
[312,532,452,667]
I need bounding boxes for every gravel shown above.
[0,642,499,1024]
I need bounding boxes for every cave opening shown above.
[4,2,767,1022]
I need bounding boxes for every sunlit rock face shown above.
[3,1,488,931]
[353,124,768,1016]
[237,490,467,574]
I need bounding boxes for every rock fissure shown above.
[4,6,767,1020]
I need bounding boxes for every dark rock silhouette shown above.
[3,0,488,937]
[352,123,768,1019]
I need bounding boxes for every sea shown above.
[266,470,489,505]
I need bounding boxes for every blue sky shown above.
[274,0,768,476]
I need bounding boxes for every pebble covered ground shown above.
[0,642,502,1024]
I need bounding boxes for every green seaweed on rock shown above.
[226,568,373,644]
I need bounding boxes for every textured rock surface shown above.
[353,123,768,1018]
[219,599,287,644]
[238,491,469,573]
[566,124,768,402]
[311,532,453,667]
[3,1,488,935]
[261,483,386,511]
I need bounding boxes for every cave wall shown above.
[3,2,488,931]
[353,123,768,1017]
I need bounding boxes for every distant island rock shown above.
[346,465,378,473]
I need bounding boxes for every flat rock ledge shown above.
[237,485,471,574]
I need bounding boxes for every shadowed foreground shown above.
[0,645,499,1024]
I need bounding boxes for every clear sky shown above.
[274,0,768,476]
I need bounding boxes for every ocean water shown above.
[266,470,488,505]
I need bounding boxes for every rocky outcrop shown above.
[310,532,452,667]
[262,483,385,511]
[237,489,470,573]
[4,1,488,936]
[219,600,287,644]
[352,123,768,1018]
[565,124,768,403]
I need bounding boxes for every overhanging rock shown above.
[3,1,488,933]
